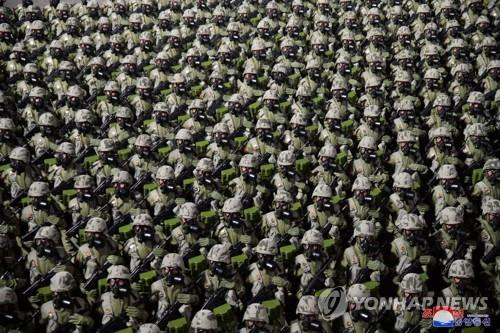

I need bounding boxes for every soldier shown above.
[272,150,308,204]
[68,174,107,226]
[100,265,148,327]
[146,165,179,218]
[478,198,499,273]
[69,109,99,156]
[90,139,121,186]
[192,158,224,211]
[307,183,345,233]
[128,134,158,180]
[387,172,420,218]
[107,106,136,149]
[151,253,198,323]
[432,164,471,216]
[1,146,34,201]
[346,175,380,223]
[388,130,427,177]
[215,197,254,252]
[29,112,59,158]
[472,158,500,202]
[170,202,211,258]
[240,303,274,333]
[290,295,332,333]
[393,273,432,332]
[0,287,33,332]
[40,271,94,332]
[21,181,64,230]
[442,260,481,304]
[167,129,197,179]
[342,221,386,285]
[0,118,18,164]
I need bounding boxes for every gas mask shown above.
[140,40,152,51]
[187,56,201,67]
[308,68,321,80]
[30,96,44,107]
[225,213,243,228]
[367,86,381,97]
[101,152,118,165]
[172,83,186,95]
[316,197,332,211]
[182,219,200,234]
[156,112,170,126]
[487,214,500,231]
[210,261,226,276]
[40,126,55,137]
[166,271,183,285]
[77,189,93,201]
[159,19,171,30]
[354,190,371,203]
[0,130,12,142]
[244,73,257,85]
[10,160,26,173]
[177,140,193,153]
[199,170,213,185]
[485,170,499,185]
[76,122,92,134]
[136,226,154,243]
[454,278,471,294]
[351,309,372,322]
[279,165,295,178]
[36,239,55,257]
[53,293,73,309]
[272,71,286,84]
[440,179,459,192]
[0,310,17,326]
[248,326,269,333]
[214,132,228,146]
[263,99,278,111]
[169,37,180,48]
[321,156,336,171]
[116,184,130,198]
[305,245,322,261]
[91,65,106,78]
[404,230,418,247]
[301,318,322,331]
[275,203,291,219]
[242,168,257,182]
[159,179,175,193]
[258,254,277,271]
[469,103,483,114]
[359,237,376,254]
[293,125,307,137]
[68,96,81,108]
[111,280,130,298]
[397,82,410,94]
[87,233,105,248]
[32,197,49,210]
[360,148,376,161]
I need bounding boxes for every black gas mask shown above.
[159,19,171,30]
[209,261,227,276]
[87,233,105,248]
[115,182,130,198]
[367,86,381,97]
[360,148,376,162]
[177,140,193,153]
[241,167,257,182]
[354,190,371,203]
[359,237,377,255]
[135,226,154,243]
[172,82,186,95]
[36,238,55,257]
[30,96,44,107]
[263,98,278,111]
[272,71,286,84]
[308,68,321,80]
[244,73,258,85]
[434,136,452,151]
[40,125,55,137]
[10,159,26,173]
[224,212,243,228]
[159,178,175,193]
[0,130,13,142]
[440,178,459,192]
[77,188,93,201]
[316,197,332,211]
[100,152,118,165]
[279,165,296,179]
[468,102,483,114]
[111,279,130,298]
[485,170,499,185]
[399,142,414,156]
[68,95,81,108]
[397,82,410,94]
[305,244,322,261]
[351,309,372,322]
[182,219,200,234]
[53,292,73,309]
[76,121,92,134]
[91,65,106,78]
[258,254,277,271]
[275,202,291,219]
[0,309,17,326]
[32,196,49,210]
[293,124,307,137]
[155,111,170,126]
[165,269,184,285]
[403,230,419,247]
[320,156,336,171]
[300,315,321,331]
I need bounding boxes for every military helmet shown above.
[0,287,17,305]
[74,175,94,189]
[448,260,474,279]
[347,284,370,303]
[30,20,45,30]
[319,144,336,158]
[50,271,76,292]
[38,112,58,127]
[222,198,243,214]
[34,225,60,242]
[274,189,293,203]
[301,229,323,246]
[395,70,411,83]
[98,139,114,152]
[121,54,137,65]
[437,164,458,180]
[313,183,332,198]
[178,202,198,219]
[296,296,319,315]
[467,91,484,104]
[153,102,169,113]
[424,68,440,80]
[9,147,30,163]
[358,136,376,150]
[138,324,160,333]
[175,129,193,141]
[116,107,133,119]
[290,113,306,126]
[255,238,278,256]
[74,109,94,123]
[24,63,38,74]
[213,122,229,134]
[399,214,424,230]
[59,61,75,72]
[104,81,120,92]
[28,181,49,197]
[161,253,185,270]
[134,134,153,148]
[67,85,84,98]
[393,172,413,189]
[352,175,372,191]
[85,217,108,233]
[464,123,486,138]
[107,265,130,280]
[207,243,231,264]
[429,127,451,140]
[364,75,380,88]
[277,150,296,166]
[112,171,133,184]
[189,99,206,110]
[353,221,375,237]
[0,118,15,131]
[439,207,463,225]
[255,118,272,130]
[400,273,423,293]
[482,198,500,215]
[191,310,218,330]
[239,154,258,168]
[88,56,105,67]
[137,77,152,89]
[363,105,381,117]
[325,106,344,119]
[29,86,46,98]
[397,130,417,143]
[196,158,214,173]
[243,303,269,324]
[156,165,174,180]
[483,158,500,171]
[133,214,154,228]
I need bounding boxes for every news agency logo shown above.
[421,306,491,328]
[318,287,348,320]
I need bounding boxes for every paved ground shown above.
[5,0,80,8]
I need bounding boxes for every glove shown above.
[106,255,121,265]
[367,260,384,271]
[239,234,252,244]
[126,306,140,318]
[153,247,167,258]
[177,293,198,304]
[131,282,142,291]
[85,289,97,304]
[68,313,90,326]
[419,255,432,265]
[197,237,210,247]
[271,276,287,288]
[28,295,40,304]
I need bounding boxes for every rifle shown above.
[108,213,132,234]
[442,234,469,274]
[53,322,76,333]
[155,301,182,329]
[75,65,89,82]
[152,201,177,224]
[96,313,128,333]
[73,145,94,164]
[182,243,201,263]
[482,245,499,264]
[132,107,152,129]
[21,225,41,242]
[32,150,52,165]
[22,256,71,297]
[398,259,423,281]
[24,124,39,138]
[130,172,152,193]
[10,189,28,207]
[83,261,112,291]
[66,202,111,237]
[94,177,112,196]
[130,241,167,281]
[175,165,195,186]
[46,69,59,82]
[99,115,115,135]
[230,242,245,257]
[452,94,468,114]
[201,286,227,310]
[247,284,277,305]
[303,256,335,295]
[212,159,230,179]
